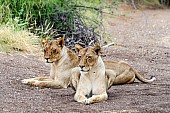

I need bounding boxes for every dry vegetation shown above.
[0,25,40,54]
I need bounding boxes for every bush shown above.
[0,0,73,27]
[0,0,119,51]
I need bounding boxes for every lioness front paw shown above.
[21,79,30,84]
[80,99,91,105]
[21,79,35,85]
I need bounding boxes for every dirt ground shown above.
[0,7,170,113]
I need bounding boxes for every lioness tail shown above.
[134,69,156,83]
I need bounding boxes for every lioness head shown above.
[41,38,64,63]
[75,44,102,72]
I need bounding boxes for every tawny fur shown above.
[104,60,156,89]
[21,38,79,88]
[22,38,155,92]
[71,44,156,104]
[71,45,108,104]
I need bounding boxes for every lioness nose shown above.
[45,58,50,61]
[79,65,85,69]
[45,58,50,60]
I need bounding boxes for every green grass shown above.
[0,0,121,53]
[0,0,76,25]
[0,0,164,54]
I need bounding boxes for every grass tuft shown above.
[0,25,40,54]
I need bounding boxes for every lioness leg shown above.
[75,93,108,105]
[87,92,108,104]
[105,69,117,89]
[21,76,51,85]
[75,92,108,105]
[70,67,80,91]
[30,80,64,88]
[74,93,88,104]
[22,77,65,88]
[106,68,135,87]
[114,69,135,84]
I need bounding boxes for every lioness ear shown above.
[93,45,101,55]
[75,44,83,54]
[41,38,48,46]
[57,38,64,47]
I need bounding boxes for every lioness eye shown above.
[87,56,91,60]
[51,49,56,54]
[87,56,90,59]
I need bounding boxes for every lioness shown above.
[71,44,156,104]
[71,45,108,104]
[21,38,79,88]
